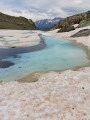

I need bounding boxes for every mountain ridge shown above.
[35,17,62,30]
[0,12,38,30]
[51,11,90,30]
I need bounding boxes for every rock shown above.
[82,87,84,89]
[11,46,16,48]
[71,29,90,37]
[58,25,75,32]
[78,18,90,28]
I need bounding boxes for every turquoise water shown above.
[0,34,89,81]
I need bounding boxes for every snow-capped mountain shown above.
[35,17,62,30]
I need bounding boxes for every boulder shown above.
[58,25,75,32]
[71,29,90,37]
[78,18,90,28]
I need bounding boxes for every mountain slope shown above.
[35,17,62,30]
[51,11,90,30]
[0,13,38,30]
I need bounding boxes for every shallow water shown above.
[0,33,90,81]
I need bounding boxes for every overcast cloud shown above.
[0,0,90,21]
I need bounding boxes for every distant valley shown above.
[35,17,62,30]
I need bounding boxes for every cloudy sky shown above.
[0,0,90,21]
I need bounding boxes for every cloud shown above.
[0,0,90,21]
[12,10,22,13]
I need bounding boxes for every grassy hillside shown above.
[0,13,38,30]
[51,11,90,30]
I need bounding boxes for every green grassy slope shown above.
[0,13,38,30]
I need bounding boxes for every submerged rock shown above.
[0,61,14,68]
